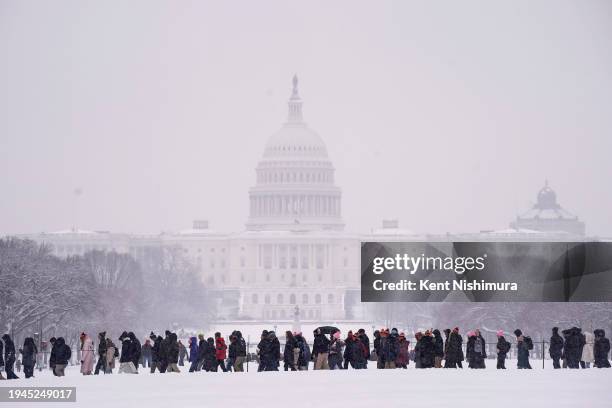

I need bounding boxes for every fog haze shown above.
[1,0,611,236]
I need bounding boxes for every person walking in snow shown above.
[372,330,383,369]
[79,332,94,375]
[357,329,370,369]
[444,327,464,368]
[396,332,410,369]
[94,332,107,375]
[593,329,610,368]
[2,334,18,379]
[562,327,584,369]
[382,328,400,369]
[312,328,330,370]
[233,331,247,372]
[149,332,164,374]
[466,330,486,369]
[0,336,4,380]
[283,330,298,371]
[141,339,152,369]
[178,340,187,367]
[51,337,71,376]
[294,331,310,371]
[19,337,37,378]
[227,333,237,372]
[128,332,141,372]
[432,329,444,368]
[196,334,207,371]
[203,337,217,372]
[188,336,199,372]
[328,331,344,370]
[514,329,533,369]
[496,330,510,369]
[118,332,137,374]
[166,333,180,373]
[105,338,117,373]
[214,332,227,372]
[549,327,564,369]
[581,331,595,369]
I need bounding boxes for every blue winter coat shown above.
[189,337,199,362]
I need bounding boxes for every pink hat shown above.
[497,330,504,337]
[333,331,341,339]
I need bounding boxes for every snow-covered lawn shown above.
[2,362,610,408]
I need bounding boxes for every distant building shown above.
[510,181,585,235]
[16,79,589,322]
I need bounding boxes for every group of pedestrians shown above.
[0,325,609,379]
[548,327,611,369]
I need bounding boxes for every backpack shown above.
[504,341,511,353]
[524,336,534,350]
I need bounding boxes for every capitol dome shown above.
[246,75,344,232]
[263,124,328,159]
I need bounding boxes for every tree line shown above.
[0,237,214,340]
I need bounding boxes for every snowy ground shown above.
[2,361,610,408]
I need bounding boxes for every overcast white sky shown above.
[0,0,611,236]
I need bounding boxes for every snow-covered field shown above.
[2,362,610,408]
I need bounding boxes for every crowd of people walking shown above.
[0,325,609,379]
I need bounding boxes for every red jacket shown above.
[215,337,227,360]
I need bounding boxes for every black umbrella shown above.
[316,326,339,335]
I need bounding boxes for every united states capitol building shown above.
[20,76,588,322]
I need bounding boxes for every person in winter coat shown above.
[562,327,584,369]
[105,338,117,373]
[283,331,298,371]
[373,330,383,369]
[266,331,281,371]
[432,329,444,368]
[51,337,71,376]
[2,334,18,379]
[188,336,199,372]
[150,332,163,373]
[128,332,141,372]
[160,331,171,373]
[396,332,410,369]
[496,330,511,369]
[382,328,400,368]
[328,331,345,370]
[421,330,436,368]
[444,327,464,368]
[343,331,357,369]
[118,332,136,374]
[357,329,370,368]
[214,332,227,372]
[581,331,595,369]
[312,328,330,370]
[227,334,237,372]
[233,331,247,372]
[466,330,486,369]
[19,337,37,378]
[256,330,269,372]
[514,329,533,369]
[47,337,57,376]
[94,332,107,375]
[549,327,564,369]
[79,332,94,375]
[593,329,610,368]
[178,340,188,367]
[203,337,217,372]
[294,331,310,370]
[196,334,207,371]
[166,333,180,373]
[0,335,4,380]
[141,339,152,368]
